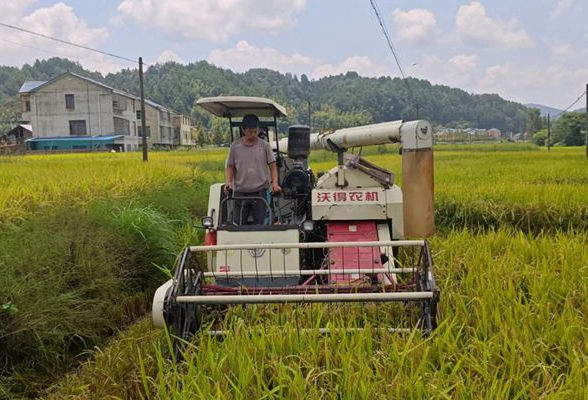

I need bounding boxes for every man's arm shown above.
[225,164,235,194]
[269,161,281,193]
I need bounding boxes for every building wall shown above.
[21,74,140,150]
[158,109,174,145]
[140,102,160,147]
[25,75,114,136]
[173,115,195,146]
[20,73,189,151]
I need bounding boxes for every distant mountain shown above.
[524,103,563,118]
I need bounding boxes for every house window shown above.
[113,117,130,135]
[23,100,31,112]
[69,120,87,135]
[65,94,75,110]
[136,110,142,120]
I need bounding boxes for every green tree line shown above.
[1,57,583,146]
[526,107,586,147]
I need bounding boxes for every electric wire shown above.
[369,0,418,116]
[552,91,587,119]
[369,0,408,82]
[0,22,142,65]
[0,37,135,69]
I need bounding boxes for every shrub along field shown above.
[1,145,587,399]
[0,152,224,398]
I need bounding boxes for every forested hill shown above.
[1,57,528,133]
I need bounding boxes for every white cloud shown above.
[156,49,183,64]
[411,53,479,89]
[455,2,533,49]
[551,44,574,65]
[208,41,315,74]
[208,42,392,80]
[21,3,109,46]
[312,56,390,79]
[2,0,37,22]
[0,3,120,74]
[392,8,437,43]
[116,0,307,42]
[448,54,478,73]
[552,0,575,17]
[478,62,588,108]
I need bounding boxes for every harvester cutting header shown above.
[153,96,439,347]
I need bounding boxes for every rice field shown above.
[1,145,588,399]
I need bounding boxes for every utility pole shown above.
[585,83,588,157]
[139,57,148,162]
[547,114,551,151]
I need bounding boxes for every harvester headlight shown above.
[201,216,214,229]
[301,220,314,233]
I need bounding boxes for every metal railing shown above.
[162,239,439,358]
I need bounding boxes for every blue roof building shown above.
[26,135,125,151]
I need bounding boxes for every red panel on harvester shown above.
[326,221,381,284]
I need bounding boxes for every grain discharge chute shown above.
[153,96,439,350]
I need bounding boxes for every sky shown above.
[1,0,587,109]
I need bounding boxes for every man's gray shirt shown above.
[227,138,276,192]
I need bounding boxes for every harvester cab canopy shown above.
[196,96,288,142]
[196,96,288,118]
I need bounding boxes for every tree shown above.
[0,96,21,134]
[209,118,230,146]
[195,125,207,147]
[526,108,542,137]
[0,57,532,135]
[552,112,586,146]
[532,129,547,146]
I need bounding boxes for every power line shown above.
[0,37,135,69]
[369,0,408,81]
[0,21,141,65]
[552,90,587,119]
[369,0,417,115]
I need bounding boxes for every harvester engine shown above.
[280,125,314,218]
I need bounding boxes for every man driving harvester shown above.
[224,114,281,225]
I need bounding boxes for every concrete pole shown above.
[547,114,551,151]
[139,57,148,162]
[585,83,588,157]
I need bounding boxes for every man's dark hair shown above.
[242,114,259,129]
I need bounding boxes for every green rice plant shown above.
[0,151,225,226]
[2,146,588,398]
[313,147,588,232]
[44,228,588,399]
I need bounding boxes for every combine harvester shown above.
[153,97,439,348]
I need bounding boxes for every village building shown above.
[18,72,195,151]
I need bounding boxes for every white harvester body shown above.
[152,97,439,352]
